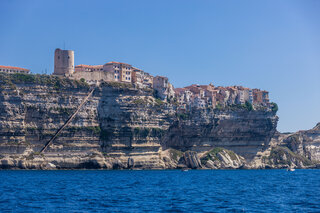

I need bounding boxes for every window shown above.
[115,76,117,79]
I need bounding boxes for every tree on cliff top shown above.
[271,102,278,112]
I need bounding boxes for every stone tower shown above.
[53,48,74,76]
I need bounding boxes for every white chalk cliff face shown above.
[0,74,318,169]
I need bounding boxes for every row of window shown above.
[114,75,131,81]
[82,68,103,71]
[0,69,27,73]
[113,65,131,70]
[114,70,131,75]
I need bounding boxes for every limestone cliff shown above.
[0,73,282,169]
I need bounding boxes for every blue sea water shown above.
[0,170,319,212]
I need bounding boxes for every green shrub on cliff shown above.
[271,102,278,112]
[177,113,189,120]
[201,147,224,164]
[154,98,165,106]
[151,128,165,137]
[245,101,253,111]
[133,98,148,105]
[104,81,133,89]
[133,127,150,137]
[215,103,223,110]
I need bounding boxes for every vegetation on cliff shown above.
[201,147,238,164]
[0,73,89,90]
[263,146,312,167]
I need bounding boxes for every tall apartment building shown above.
[103,62,132,83]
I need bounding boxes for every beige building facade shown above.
[132,67,153,88]
[153,76,175,100]
[103,62,132,83]
[0,65,30,74]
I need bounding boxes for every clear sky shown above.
[0,0,319,132]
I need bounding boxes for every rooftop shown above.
[75,64,103,68]
[0,65,29,71]
[105,61,131,66]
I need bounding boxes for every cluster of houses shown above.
[174,84,269,109]
[0,48,270,109]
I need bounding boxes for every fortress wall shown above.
[72,70,114,84]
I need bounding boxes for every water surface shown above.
[0,170,319,212]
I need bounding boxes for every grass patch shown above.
[132,98,148,105]
[67,126,101,135]
[133,127,165,137]
[0,73,90,90]
[154,98,165,106]
[168,149,183,161]
[101,81,133,89]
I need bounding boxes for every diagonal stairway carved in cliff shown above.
[40,87,96,153]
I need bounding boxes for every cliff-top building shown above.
[0,65,30,74]
[50,48,270,107]
[103,61,132,83]
[53,48,74,76]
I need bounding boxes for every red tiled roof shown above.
[132,67,143,71]
[75,64,103,68]
[0,65,29,71]
[174,88,186,93]
[106,61,131,66]
[155,76,168,80]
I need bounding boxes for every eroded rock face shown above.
[164,109,278,160]
[246,124,320,169]
[0,74,280,169]
[282,123,320,162]
[200,148,245,169]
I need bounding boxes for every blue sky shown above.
[0,0,319,132]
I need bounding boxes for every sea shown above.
[0,170,319,212]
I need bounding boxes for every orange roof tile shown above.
[0,65,29,71]
[106,61,131,66]
[75,64,103,68]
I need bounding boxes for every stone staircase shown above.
[40,87,96,153]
